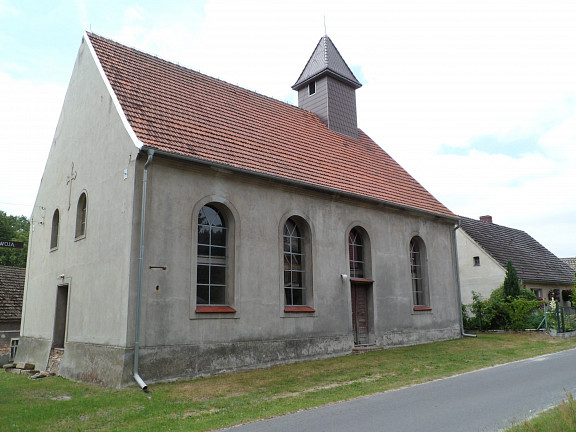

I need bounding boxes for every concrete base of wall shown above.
[138,335,354,385]
[14,329,460,388]
[376,327,461,348]
[12,336,51,371]
[58,342,133,387]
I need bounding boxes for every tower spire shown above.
[292,36,362,139]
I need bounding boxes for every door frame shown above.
[350,279,373,345]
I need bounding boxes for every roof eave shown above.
[141,146,459,223]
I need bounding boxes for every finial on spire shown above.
[324,14,327,36]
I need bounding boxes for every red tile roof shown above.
[87,33,456,219]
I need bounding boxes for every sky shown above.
[0,0,575,258]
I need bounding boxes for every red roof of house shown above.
[87,33,456,219]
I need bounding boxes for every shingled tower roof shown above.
[292,35,362,90]
[86,33,456,219]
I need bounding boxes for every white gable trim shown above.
[83,32,144,150]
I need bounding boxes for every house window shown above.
[75,193,87,239]
[349,228,365,278]
[197,205,228,305]
[308,81,316,95]
[473,256,480,266]
[283,217,307,306]
[410,237,429,309]
[50,209,60,250]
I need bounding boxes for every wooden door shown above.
[351,284,369,345]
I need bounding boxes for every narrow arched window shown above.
[197,205,227,305]
[283,218,305,306]
[410,237,428,307]
[75,193,87,239]
[50,209,60,250]
[348,228,364,278]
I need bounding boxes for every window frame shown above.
[409,236,431,311]
[50,209,60,250]
[191,198,237,316]
[308,81,316,96]
[281,214,314,313]
[74,192,87,240]
[196,204,228,307]
[348,228,365,279]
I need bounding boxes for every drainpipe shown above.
[133,149,154,392]
[453,220,476,338]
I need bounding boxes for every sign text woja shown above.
[0,240,24,249]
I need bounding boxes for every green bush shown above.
[464,287,541,331]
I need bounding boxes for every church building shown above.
[16,33,462,388]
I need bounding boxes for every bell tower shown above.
[292,36,362,139]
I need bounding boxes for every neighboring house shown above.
[457,216,574,305]
[562,257,575,275]
[0,265,25,362]
[17,33,462,388]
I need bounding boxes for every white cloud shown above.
[0,72,65,217]
[1,0,574,256]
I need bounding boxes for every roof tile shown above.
[87,33,456,219]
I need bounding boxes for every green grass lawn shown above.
[3,333,576,432]
[506,393,576,432]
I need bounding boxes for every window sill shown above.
[196,305,236,313]
[413,306,432,312]
[284,306,315,313]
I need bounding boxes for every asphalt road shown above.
[218,348,576,432]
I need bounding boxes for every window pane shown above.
[291,271,302,287]
[198,227,210,245]
[290,288,304,305]
[211,228,226,247]
[210,286,226,304]
[285,287,294,305]
[210,265,226,285]
[197,265,210,284]
[197,285,209,304]
[211,245,226,257]
[284,270,291,286]
[203,205,223,227]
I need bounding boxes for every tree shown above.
[0,210,30,267]
[503,260,521,298]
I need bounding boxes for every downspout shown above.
[133,149,154,392]
[453,220,476,338]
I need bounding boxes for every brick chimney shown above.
[479,215,493,224]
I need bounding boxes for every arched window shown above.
[50,209,60,250]
[283,218,306,306]
[197,204,227,305]
[75,193,87,239]
[348,228,364,278]
[410,237,428,307]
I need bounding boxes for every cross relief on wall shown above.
[66,162,77,210]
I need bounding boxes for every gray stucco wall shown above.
[16,37,140,374]
[127,157,461,385]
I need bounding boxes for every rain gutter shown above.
[133,149,155,392]
[453,219,476,338]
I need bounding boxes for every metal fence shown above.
[538,305,576,333]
